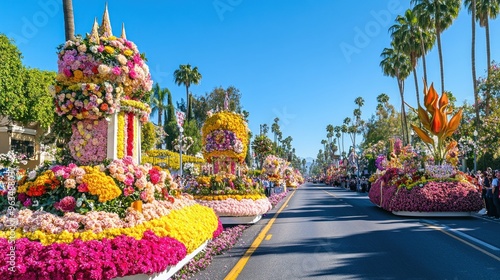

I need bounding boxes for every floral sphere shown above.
[201,111,248,163]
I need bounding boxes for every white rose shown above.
[117,54,127,65]
[98,64,111,75]
[28,170,37,180]
[77,44,87,53]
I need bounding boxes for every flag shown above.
[176,111,185,127]
[224,91,229,111]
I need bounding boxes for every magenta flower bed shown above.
[369,180,483,212]
[368,180,397,210]
[0,230,187,280]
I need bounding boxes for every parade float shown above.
[184,108,271,224]
[284,166,304,189]
[0,7,220,280]
[262,155,289,191]
[368,84,483,216]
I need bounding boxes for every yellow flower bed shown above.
[0,204,218,253]
[194,194,266,201]
[143,150,205,170]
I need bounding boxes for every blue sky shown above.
[0,1,498,160]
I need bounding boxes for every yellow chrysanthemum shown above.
[81,166,121,202]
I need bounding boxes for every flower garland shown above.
[120,98,151,123]
[126,112,135,157]
[117,111,125,158]
[68,119,108,164]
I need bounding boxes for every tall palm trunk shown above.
[419,31,428,85]
[62,0,75,41]
[485,19,492,116]
[156,108,163,149]
[397,78,408,145]
[471,0,480,129]
[436,30,445,94]
[413,67,420,108]
[185,85,190,120]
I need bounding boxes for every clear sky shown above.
[0,0,498,160]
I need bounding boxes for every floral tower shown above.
[52,5,152,165]
[201,103,249,175]
[0,6,220,279]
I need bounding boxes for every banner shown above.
[175,110,185,127]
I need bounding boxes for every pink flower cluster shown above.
[0,231,186,280]
[197,198,272,217]
[107,156,169,203]
[68,119,108,165]
[57,36,153,100]
[53,82,119,121]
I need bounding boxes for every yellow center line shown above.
[224,190,297,280]
[423,223,500,262]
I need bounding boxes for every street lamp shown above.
[473,130,478,172]
[178,126,184,182]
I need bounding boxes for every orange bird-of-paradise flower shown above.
[412,83,463,165]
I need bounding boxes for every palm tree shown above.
[173,64,202,120]
[271,117,280,146]
[464,0,481,131]
[150,83,170,148]
[412,0,461,94]
[62,0,75,41]
[334,126,342,157]
[390,9,435,107]
[380,45,412,144]
[465,0,500,116]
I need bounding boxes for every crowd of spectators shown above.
[476,168,500,219]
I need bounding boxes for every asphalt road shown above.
[190,183,500,280]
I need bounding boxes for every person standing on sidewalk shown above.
[491,170,500,219]
[484,170,496,217]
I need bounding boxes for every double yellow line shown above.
[224,190,297,279]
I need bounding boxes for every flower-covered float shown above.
[284,166,304,189]
[368,84,483,216]
[187,109,271,224]
[262,155,289,191]
[0,7,219,280]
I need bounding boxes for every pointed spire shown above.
[121,23,126,39]
[88,18,100,44]
[99,3,112,37]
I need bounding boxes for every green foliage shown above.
[183,119,202,155]
[0,34,24,119]
[363,94,401,151]
[251,134,273,169]
[164,119,179,151]
[0,34,56,130]
[141,121,157,152]
[21,68,56,128]
[191,86,243,129]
